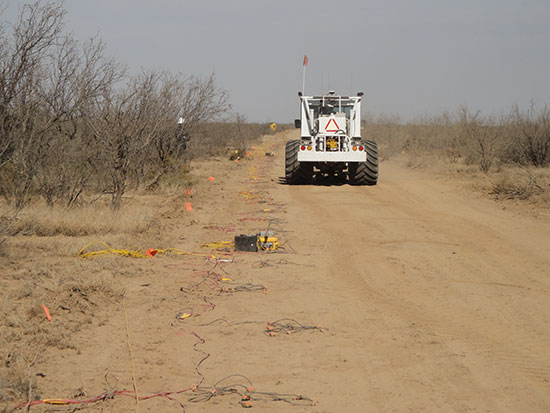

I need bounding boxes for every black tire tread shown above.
[349,140,378,185]
[285,140,312,184]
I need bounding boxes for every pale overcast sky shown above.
[3,0,550,122]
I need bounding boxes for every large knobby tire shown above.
[349,140,378,185]
[285,140,312,184]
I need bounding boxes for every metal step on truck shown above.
[286,91,378,185]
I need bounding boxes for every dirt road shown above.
[278,150,550,412]
[28,130,550,412]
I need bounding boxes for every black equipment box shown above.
[234,234,258,252]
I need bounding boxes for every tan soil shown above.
[3,129,550,412]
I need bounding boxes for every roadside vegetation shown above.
[366,105,550,204]
[0,2,275,212]
[0,3,281,407]
[0,0,278,246]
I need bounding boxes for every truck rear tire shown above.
[285,140,312,184]
[349,140,378,185]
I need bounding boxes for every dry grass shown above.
[0,187,174,408]
[0,363,34,407]
[366,108,550,205]
[0,202,155,237]
[0,262,125,407]
[490,167,550,202]
[366,106,550,169]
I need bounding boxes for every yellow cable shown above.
[78,241,147,259]
[78,242,220,259]
[200,241,234,251]
[43,400,70,405]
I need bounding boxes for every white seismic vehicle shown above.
[286,91,378,185]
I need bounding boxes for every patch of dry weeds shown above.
[1,203,155,237]
[490,167,550,203]
[0,196,163,408]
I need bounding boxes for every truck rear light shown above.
[359,146,364,151]
[352,146,357,151]
[300,145,306,151]
[307,146,312,151]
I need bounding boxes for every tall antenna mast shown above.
[302,54,308,95]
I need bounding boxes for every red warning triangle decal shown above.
[325,118,340,132]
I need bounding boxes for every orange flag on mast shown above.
[303,54,308,66]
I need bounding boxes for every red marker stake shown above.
[42,304,52,322]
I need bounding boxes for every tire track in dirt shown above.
[272,149,550,411]
[356,178,550,388]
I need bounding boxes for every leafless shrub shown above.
[0,2,234,210]
[364,111,464,163]
[505,104,550,167]
[490,169,547,200]
[188,114,272,159]
[174,73,230,147]
[84,71,161,208]
[0,2,123,209]
[145,73,229,185]
[455,107,504,172]
[366,105,550,173]
[81,71,228,208]
[0,1,66,207]
[362,113,404,158]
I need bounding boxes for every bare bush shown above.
[506,104,550,167]
[0,2,232,209]
[0,2,122,209]
[0,2,66,207]
[82,71,228,208]
[149,73,229,175]
[364,111,463,164]
[365,106,550,203]
[187,114,271,159]
[84,72,163,208]
[490,169,547,201]
[366,106,550,173]
[456,107,503,172]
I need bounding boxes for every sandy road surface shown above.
[278,153,550,412]
[27,130,550,412]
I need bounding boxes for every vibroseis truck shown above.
[286,91,378,185]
